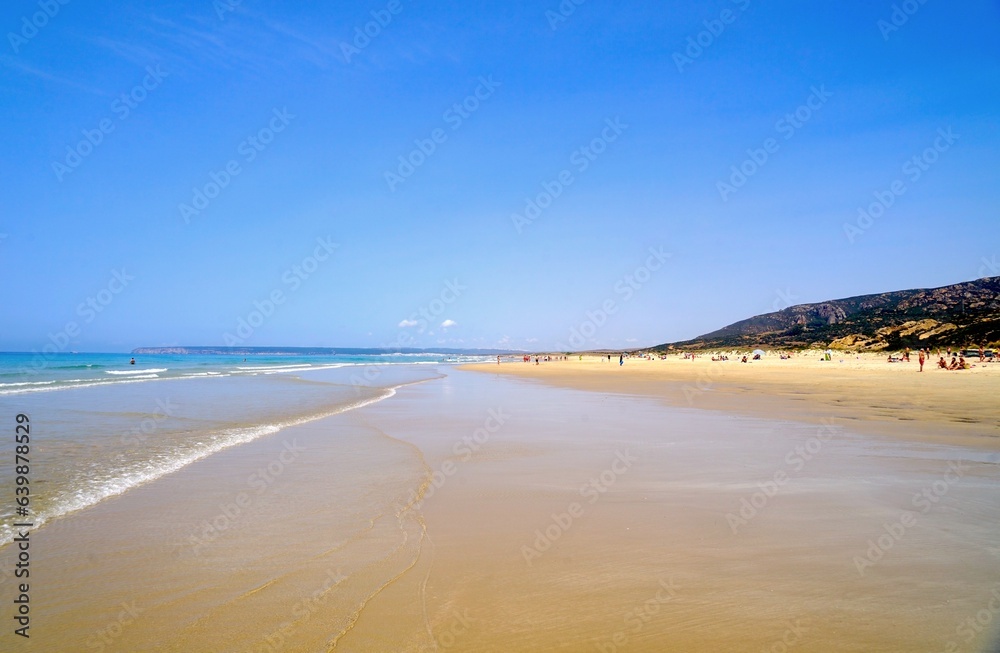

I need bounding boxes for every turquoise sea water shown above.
[0,351,486,395]
[0,352,480,547]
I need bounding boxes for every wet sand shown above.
[3,367,1000,651]
[463,353,1000,449]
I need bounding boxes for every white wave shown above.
[263,364,346,374]
[236,364,315,371]
[0,376,166,396]
[105,368,168,375]
[0,380,56,388]
[0,387,399,549]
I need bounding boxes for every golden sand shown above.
[463,352,1000,449]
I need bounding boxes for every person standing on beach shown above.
[918,349,925,372]
[619,354,624,366]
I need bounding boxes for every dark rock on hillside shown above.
[658,277,1000,351]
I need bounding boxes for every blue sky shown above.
[1,0,998,352]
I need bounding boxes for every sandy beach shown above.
[464,352,1000,450]
[3,362,999,651]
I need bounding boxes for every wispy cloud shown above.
[0,55,106,96]
[256,17,342,66]
[82,9,344,76]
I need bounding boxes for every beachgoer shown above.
[938,357,948,369]
[129,357,135,365]
[918,349,925,372]
[497,355,501,365]
[948,356,959,370]
[619,354,623,366]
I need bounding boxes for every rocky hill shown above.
[658,277,1000,351]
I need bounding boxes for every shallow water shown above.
[0,354,449,547]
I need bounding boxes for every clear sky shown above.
[1,0,998,352]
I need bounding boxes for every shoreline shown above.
[463,353,1000,451]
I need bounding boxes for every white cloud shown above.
[398,319,419,328]
[441,319,457,328]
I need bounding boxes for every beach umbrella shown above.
[752,349,765,357]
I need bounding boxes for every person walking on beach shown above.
[918,349,925,372]
[619,354,624,366]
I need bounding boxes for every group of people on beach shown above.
[509,354,570,365]
[900,346,994,372]
[935,354,970,371]
[502,346,996,371]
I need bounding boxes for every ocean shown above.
[0,351,485,548]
